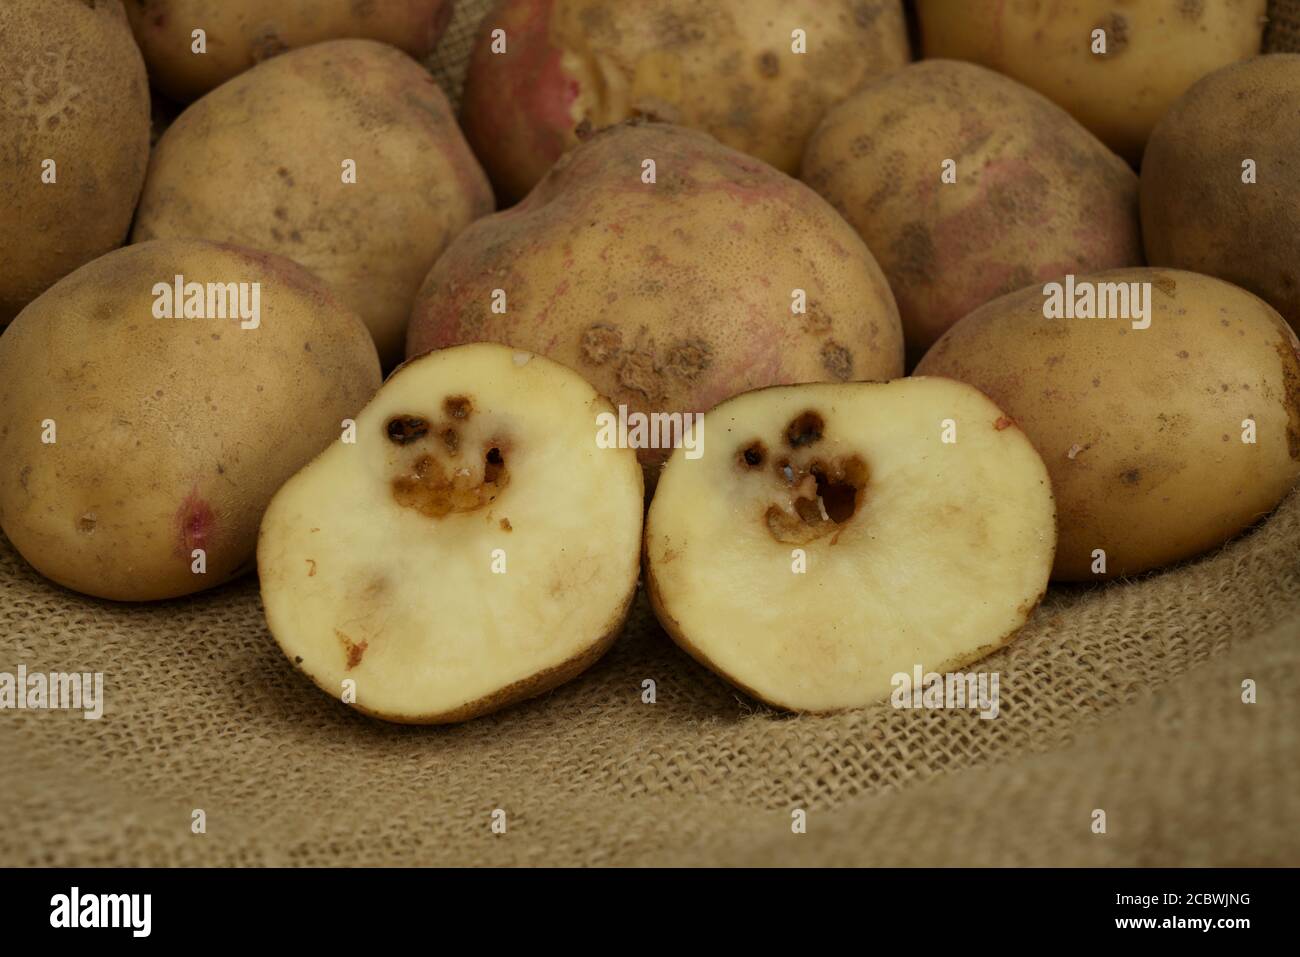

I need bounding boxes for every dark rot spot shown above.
[484,447,505,484]
[392,445,510,518]
[175,492,215,557]
[444,395,473,419]
[757,50,779,77]
[739,441,766,468]
[1121,468,1141,486]
[786,411,825,448]
[765,455,870,545]
[500,518,513,532]
[386,415,429,445]
[443,428,460,453]
[812,462,861,523]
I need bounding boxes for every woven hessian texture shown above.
[1,0,1298,867]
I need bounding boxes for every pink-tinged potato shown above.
[0,0,150,325]
[916,0,1266,164]
[802,60,1142,358]
[407,121,905,477]
[125,0,456,101]
[0,240,381,602]
[132,40,493,367]
[461,0,910,202]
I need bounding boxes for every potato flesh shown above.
[258,344,643,722]
[646,379,1055,712]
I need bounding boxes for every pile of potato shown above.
[1,0,1297,720]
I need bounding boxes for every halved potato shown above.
[645,378,1056,712]
[258,343,644,723]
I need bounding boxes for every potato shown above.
[125,0,455,101]
[0,0,150,325]
[916,268,1300,581]
[916,0,1266,163]
[802,60,1142,357]
[0,239,381,602]
[462,0,910,201]
[646,378,1054,712]
[259,343,643,724]
[406,121,905,478]
[132,39,494,367]
[1142,54,1300,337]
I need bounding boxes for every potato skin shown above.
[916,268,1300,581]
[462,0,910,201]
[916,0,1266,163]
[132,39,493,367]
[1142,55,1300,337]
[125,0,456,101]
[0,0,150,325]
[802,60,1141,356]
[0,240,381,602]
[406,121,904,474]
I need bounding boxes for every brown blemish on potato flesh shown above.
[386,415,429,445]
[336,630,368,670]
[444,395,473,419]
[392,444,510,519]
[739,441,766,468]
[786,411,825,448]
[761,445,869,545]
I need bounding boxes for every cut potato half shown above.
[258,343,644,723]
[645,378,1056,712]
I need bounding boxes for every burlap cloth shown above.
[1,0,1298,868]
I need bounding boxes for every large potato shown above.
[802,60,1141,356]
[0,0,150,324]
[462,0,910,201]
[125,0,456,101]
[1142,54,1300,336]
[917,268,1300,581]
[132,40,493,366]
[0,240,381,602]
[406,121,905,476]
[916,0,1266,163]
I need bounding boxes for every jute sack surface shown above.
[2,0,1298,868]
